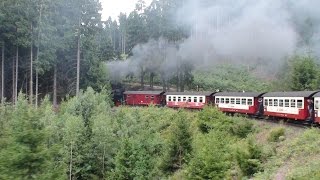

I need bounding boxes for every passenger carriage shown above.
[214,92,265,115]
[262,91,319,121]
[165,92,215,109]
[312,92,320,123]
[123,91,165,106]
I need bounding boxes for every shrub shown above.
[267,127,285,142]
[231,118,254,138]
[234,138,263,177]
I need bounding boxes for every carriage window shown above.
[216,98,220,103]
[173,96,176,102]
[315,100,319,110]
[264,99,268,106]
[226,98,230,104]
[151,96,154,100]
[290,99,296,108]
[221,98,225,103]
[194,97,198,103]
[269,99,273,106]
[241,98,246,105]
[199,97,203,103]
[285,99,289,107]
[183,97,187,102]
[168,96,172,101]
[231,98,235,104]
[188,97,192,102]
[236,98,240,105]
[274,99,278,106]
[279,99,283,107]
[297,100,303,108]
[248,99,253,105]
[178,97,181,102]
[145,96,149,99]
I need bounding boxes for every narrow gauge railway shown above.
[112,90,320,126]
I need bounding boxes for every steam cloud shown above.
[107,0,320,81]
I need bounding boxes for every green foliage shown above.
[267,127,285,142]
[186,131,233,179]
[160,110,192,174]
[198,107,254,138]
[4,89,317,179]
[0,95,63,179]
[275,55,320,91]
[230,117,254,138]
[234,138,263,177]
[197,107,234,133]
[289,55,319,90]
[193,64,271,92]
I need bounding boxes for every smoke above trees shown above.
[107,0,320,84]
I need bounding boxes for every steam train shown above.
[112,90,320,124]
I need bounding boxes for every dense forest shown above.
[1,0,320,105]
[1,0,320,179]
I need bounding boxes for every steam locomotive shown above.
[112,90,320,124]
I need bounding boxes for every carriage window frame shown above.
[268,99,273,106]
[221,98,225,103]
[248,99,253,106]
[188,97,192,102]
[145,95,149,99]
[285,99,290,107]
[226,98,230,104]
[199,97,203,103]
[290,99,296,108]
[279,99,284,107]
[216,98,220,104]
[297,100,303,109]
[168,96,172,102]
[173,96,176,102]
[241,98,246,105]
[231,98,235,104]
[274,99,278,107]
[151,96,154,100]
[194,97,198,103]
[178,96,181,102]
[235,98,240,105]
[315,100,319,110]
[183,97,187,102]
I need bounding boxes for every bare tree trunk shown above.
[123,33,125,54]
[1,42,4,104]
[35,0,43,108]
[12,51,15,104]
[29,24,33,104]
[53,65,57,107]
[35,49,39,107]
[69,143,73,180]
[149,73,154,89]
[176,71,180,92]
[15,47,18,104]
[140,68,144,90]
[76,18,81,96]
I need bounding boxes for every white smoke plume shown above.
[107,0,320,81]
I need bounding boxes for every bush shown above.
[231,118,254,138]
[267,127,285,142]
[186,131,233,179]
[197,107,233,133]
[234,138,263,177]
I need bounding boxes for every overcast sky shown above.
[101,0,152,20]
